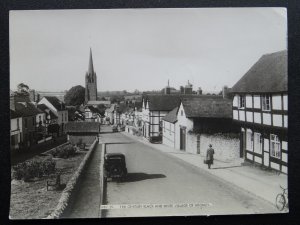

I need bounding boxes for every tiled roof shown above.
[15,102,43,117]
[162,107,178,123]
[230,50,287,93]
[10,109,22,119]
[44,96,66,111]
[144,94,211,111]
[65,122,100,133]
[37,104,58,119]
[181,96,232,118]
[37,104,48,111]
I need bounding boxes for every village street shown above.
[99,125,276,217]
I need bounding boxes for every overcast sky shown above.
[10,8,287,93]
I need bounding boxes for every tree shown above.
[64,85,85,106]
[17,83,29,93]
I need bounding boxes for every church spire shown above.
[88,48,94,74]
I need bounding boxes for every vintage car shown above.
[104,153,127,181]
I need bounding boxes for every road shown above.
[100,126,276,217]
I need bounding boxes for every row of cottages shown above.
[142,95,181,142]
[38,96,69,135]
[162,96,240,161]
[10,93,47,150]
[230,50,288,173]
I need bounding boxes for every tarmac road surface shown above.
[101,127,277,217]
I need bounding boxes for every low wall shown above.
[45,138,98,219]
[186,133,240,162]
[99,144,106,218]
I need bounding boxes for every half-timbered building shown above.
[230,50,288,173]
[142,94,182,142]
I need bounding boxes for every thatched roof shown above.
[231,50,287,93]
[181,97,232,118]
[65,122,100,133]
[162,107,178,123]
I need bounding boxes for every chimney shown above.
[180,86,184,94]
[197,87,203,95]
[36,93,40,102]
[164,79,171,95]
[222,85,229,99]
[184,81,193,94]
[29,89,35,102]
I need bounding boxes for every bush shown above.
[12,159,56,181]
[50,144,77,158]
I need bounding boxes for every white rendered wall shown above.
[246,95,252,108]
[272,95,282,110]
[253,95,261,109]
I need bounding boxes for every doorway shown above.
[180,127,186,151]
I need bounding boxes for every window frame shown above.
[253,132,262,154]
[262,94,271,111]
[270,134,281,159]
[238,95,245,109]
[246,130,253,151]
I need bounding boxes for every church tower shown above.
[85,48,97,103]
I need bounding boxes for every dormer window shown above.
[262,94,271,111]
[238,95,245,109]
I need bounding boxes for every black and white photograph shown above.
[9,8,288,219]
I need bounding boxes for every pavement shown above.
[62,144,102,218]
[121,131,288,209]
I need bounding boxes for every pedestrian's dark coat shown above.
[206,147,215,162]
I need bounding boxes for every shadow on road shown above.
[123,173,166,182]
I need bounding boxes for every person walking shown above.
[206,144,215,169]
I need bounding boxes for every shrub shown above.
[50,144,76,158]
[12,159,56,181]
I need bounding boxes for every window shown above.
[262,95,271,111]
[246,130,253,151]
[65,113,67,121]
[39,115,42,122]
[270,134,281,159]
[253,133,262,154]
[163,121,165,132]
[32,117,35,126]
[238,95,245,109]
[17,118,19,129]
[24,118,27,128]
